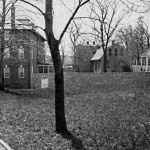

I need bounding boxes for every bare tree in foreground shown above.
[20,0,90,135]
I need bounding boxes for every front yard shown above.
[1,72,150,149]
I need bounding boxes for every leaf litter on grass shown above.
[1,73,150,149]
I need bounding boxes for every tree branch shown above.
[19,0,45,16]
[58,0,90,44]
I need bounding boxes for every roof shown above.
[2,19,46,41]
[140,50,150,57]
[91,48,103,61]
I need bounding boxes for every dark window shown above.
[142,57,146,65]
[115,49,117,55]
[121,49,123,55]
[44,66,48,73]
[38,66,51,73]
[39,66,43,73]
[109,49,111,55]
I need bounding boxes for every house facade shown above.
[0,6,47,89]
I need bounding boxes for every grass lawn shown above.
[1,72,150,149]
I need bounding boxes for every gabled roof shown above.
[91,48,103,61]
[140,49,150,57]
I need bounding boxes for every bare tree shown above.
[120,0,150,13]
[86,0,126,72]
[116,19,148,65]
[136,16,150,49]
[19,0,90,135]
[68,21,84,70]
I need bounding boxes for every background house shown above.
[75,41,131,72]
[91,41,131,72]
[75,43,98,72]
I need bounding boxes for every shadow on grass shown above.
[61,132,86,150]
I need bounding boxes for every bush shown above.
[123,65,133,72]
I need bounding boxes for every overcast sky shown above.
[1,0,150,55]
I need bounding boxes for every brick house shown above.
[91,41,131,72]
[0,7,47,89]
[2,28,46,89]
[75,43,98,72]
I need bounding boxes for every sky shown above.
[1,0,150,55]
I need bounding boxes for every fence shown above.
[132,65,150,72]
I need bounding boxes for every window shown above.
[4,65,10,78]
[39,66,44,73]
[18,45,24,59]
[13,43,17,51]
[44,66,48,73]
[4,47,10,59]
[115,49,117,55]
[142,57,146,65]
[109,49,111,55]
[38,66,48,73]
[19,65,24,78]
[38,65,54,73]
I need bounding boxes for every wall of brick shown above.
[30,73,54,89]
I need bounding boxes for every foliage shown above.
[2,72,150,149]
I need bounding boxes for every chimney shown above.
[112,40,115,45]
[11,5,15,28]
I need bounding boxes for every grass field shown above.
[1,72,150,150]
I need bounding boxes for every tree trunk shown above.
[103,50,107,72]
[46,33,68,134]
[44,0,68,134]
[53,44,68,134]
